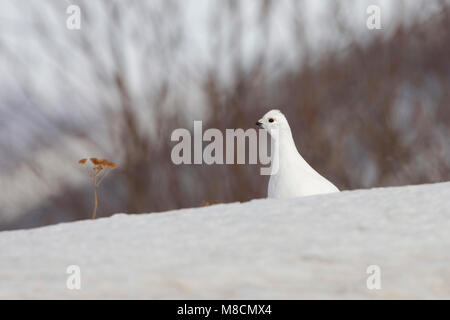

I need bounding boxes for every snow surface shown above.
[0,182,449,299]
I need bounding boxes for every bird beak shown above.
[256,121,262,127]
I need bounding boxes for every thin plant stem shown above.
[79,158,116,220]
[92,174,98,219]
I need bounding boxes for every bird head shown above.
[256,109,289,132]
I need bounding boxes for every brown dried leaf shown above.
[90,158,101,165]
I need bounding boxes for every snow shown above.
[0,182,449,299]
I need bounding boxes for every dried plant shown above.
[201,200,221,207]
[78,158,117,219]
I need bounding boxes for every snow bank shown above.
[0,182,449,299]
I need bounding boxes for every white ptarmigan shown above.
[256,109,339,198]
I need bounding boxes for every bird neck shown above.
[271,126,297,161]
[270,126,310,174]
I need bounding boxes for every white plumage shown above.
[256,109,339,198]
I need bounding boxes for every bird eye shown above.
[268,118,274,123]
